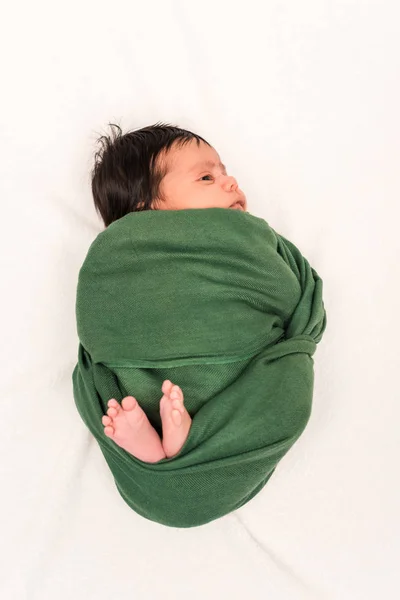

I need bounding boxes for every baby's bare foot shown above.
[102,396,166,463]
[160,380,192,458]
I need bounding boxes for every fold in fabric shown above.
[72,208,327,527]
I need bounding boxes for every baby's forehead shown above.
[167,142,222,173]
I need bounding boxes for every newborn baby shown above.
[75,126,326,526]
[93,122,247,463]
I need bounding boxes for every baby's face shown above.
[153,140,247,212]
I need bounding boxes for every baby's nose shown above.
[222,175,238,191]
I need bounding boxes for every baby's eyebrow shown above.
[190,160,226,173]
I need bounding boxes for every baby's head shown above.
[91,123,247,227]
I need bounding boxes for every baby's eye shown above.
[200,174,213,181]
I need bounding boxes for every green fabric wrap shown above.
[72,208,327,528]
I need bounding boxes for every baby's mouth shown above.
[229,200,245,210]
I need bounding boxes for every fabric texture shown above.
[72,207,327,528]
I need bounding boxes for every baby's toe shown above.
[107,399,119,409]
[104,425,114,437]
[121,396,137,411]
[170,386,184,413]
[170,385,183,401]
[161,379,173,394]
[107,407,118,418]
[102,415,112,426]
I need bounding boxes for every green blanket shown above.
[72,208,327,528]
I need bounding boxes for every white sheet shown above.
[1,1,399,598]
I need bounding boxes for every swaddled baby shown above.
[91,122,248,463]
[75,124,326,526]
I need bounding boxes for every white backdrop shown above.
[1,1,398,599]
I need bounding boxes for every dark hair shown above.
[91,122,210,227]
